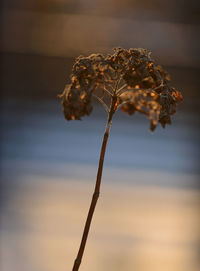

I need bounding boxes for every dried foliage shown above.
[59,47,182,131]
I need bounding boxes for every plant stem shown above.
[72,96,117,271]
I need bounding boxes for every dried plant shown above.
[58,47,182,271]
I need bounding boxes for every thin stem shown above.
[104,86,113,96]
[116,83,128,95]
[92,94,109,112]
[109,83,115,93]
[114,77,121,95]
[72,96,117,271]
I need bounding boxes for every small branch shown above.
[103,86,113,96]
[116,100,130,111]
[108,83,115,93]
[114,77,121,95]
[116,83,128,95]
[93,94,109,112]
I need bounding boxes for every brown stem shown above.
[72,96,117,271]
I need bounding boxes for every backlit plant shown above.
[58,47,182,271]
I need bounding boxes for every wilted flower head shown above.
[59,47,182,131]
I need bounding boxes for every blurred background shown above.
[1,0,200,270]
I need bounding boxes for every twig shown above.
[93,94,109,112]
[116,83,128,95]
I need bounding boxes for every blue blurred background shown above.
[1,1,200,270]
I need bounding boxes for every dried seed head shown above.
[58,47,182,130]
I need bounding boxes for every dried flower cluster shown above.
[59,47,182,131]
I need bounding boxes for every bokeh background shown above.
[1,1,200,271]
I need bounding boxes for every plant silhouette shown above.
[58,47,182,271]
